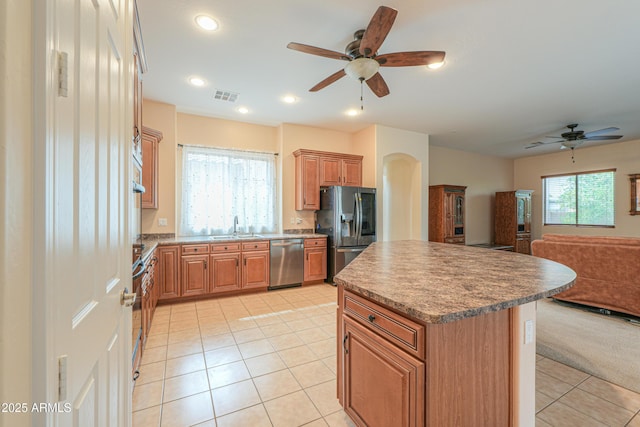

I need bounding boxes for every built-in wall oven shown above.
[131,157,145,379]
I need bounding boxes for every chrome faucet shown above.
[233,215,239,236]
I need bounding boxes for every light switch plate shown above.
[524,319,534,344]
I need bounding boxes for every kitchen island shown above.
[334,240,576,427]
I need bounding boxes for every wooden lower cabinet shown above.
[181,254,209,297]
[339,287,511,427]
[242,251,269,289]
[304,247,327,283]
[157,245,180,300]
[516,235,531,254]
[210,252,241,293]
[343,317,425,427]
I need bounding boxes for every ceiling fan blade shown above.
[584,135,623,141]
[287,42,350,61]
[376,51,446,67]
[365,72,390,98]
[583,127,620,138]
[309,69,347,92]
[359,6,398,57]
[525,140,561,149]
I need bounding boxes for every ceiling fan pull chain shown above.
[360,78,364,110]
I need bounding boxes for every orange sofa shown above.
[531,234,640,318]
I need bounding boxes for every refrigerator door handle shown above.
[336,248,365,253]
[355,193,362,241]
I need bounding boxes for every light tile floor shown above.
[132,284,640,427]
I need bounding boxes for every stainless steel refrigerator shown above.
[316,186,376,283]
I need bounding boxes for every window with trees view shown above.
[543,169,615,227]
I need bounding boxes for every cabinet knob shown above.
[194,248,198,251]
[224,246,227,250]
[368,314,376,323]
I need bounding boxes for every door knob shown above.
[121,288,136,307]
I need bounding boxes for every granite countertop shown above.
[333,240,576,324]
[140,233,327,261]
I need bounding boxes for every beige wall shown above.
[429,145,514,244]
[375,125,430,241]
[353,125,377,187]
[1,1,33,424]
[514,139,640,239]
[142,100,178,234]
[279,123,359,231]
[141,106,374,234]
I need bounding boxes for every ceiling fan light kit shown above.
[287,5,446,104]
[344,58,380,81]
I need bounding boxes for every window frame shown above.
[179,145,278,236]
[541,168,616,228]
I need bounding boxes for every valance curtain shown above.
[180,145,277,236]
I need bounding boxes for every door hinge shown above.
[57,51,68,97]
[58,355,68,401]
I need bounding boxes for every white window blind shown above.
[543,169,615,227]
[180,145,277,236]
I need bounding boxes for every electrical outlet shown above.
[296,217,303,224]
[290,217,295,224]
[158,218,168,227]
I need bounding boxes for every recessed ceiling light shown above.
[345,109,360,117]
[237,106,249,114]
[427,61,445,70]
[189,77,205,87]
[195,15,219,31]
[282,95,297,104]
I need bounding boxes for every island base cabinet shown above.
[343,318,425,427]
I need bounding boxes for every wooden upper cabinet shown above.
[141,126,163,209]
[294,152,320,210]
[320,156,362,187]
[294,149,363,211]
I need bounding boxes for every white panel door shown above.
[46,0,132,425]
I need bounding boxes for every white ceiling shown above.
[136,0,640,158]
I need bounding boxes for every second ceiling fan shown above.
[287,5,445,98]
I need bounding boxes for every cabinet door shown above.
[242,251,270,289]
[342,158,362,187]
[210,253,241,293]
[157,246,180,300]
[181,255,209,297]
[319,157,341,186]
[141,133,158,208]
[304,247,327,283]
[516,236,531,255]
[342,317,425,427]
[296,155,320,210]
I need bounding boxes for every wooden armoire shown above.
[428,185,466,244]
[494,190,533,254]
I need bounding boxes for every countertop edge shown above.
[335,278,575,324]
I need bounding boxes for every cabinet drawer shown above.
[241,241,269,252]
[181,244,210,255]
[445,237,465,244]
[304,238,327,248]
[343,290,425,359]
[210,243,241,252]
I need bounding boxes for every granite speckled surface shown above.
[139,233,327,262]
[333,240,576,324]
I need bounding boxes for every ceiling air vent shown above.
[213,89,239,103]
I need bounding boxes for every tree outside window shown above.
[543,169,615,227]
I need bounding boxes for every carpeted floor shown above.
[536,298,640,394]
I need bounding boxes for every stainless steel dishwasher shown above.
[269,239,304,290]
